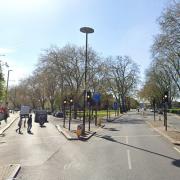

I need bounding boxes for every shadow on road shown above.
[111,118,145,124]
[94,134,179,166]
[103,127,120,131]
[0,133,5,137]
[172,159,180,168]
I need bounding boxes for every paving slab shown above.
[0,164,21,180]
[145,115,180,145]
[0,113,19,135]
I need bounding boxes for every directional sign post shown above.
[113,102,118,116]
[92,92,101,126]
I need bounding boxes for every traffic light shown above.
[69,97,73,105]
[164,91,168,103]
[63,98,67,105]
[87,91,92,103]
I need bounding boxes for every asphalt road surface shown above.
[0,112,180,180]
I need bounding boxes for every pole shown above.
[82,33,88,134]
[163,102,165,126]
[63,104,66,128]
[153,100,155,121]
[69,104,71,131]
[165,102,167,131]
[107,105,108,121]
[88,103,91,131]
[95,103,97,126]
[5,70,11,103]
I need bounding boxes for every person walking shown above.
[27,114,32,133]
[16,117,23,134]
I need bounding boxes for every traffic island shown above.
[55,124,103,141]
[56,125,78,140]
[0,164,21,180]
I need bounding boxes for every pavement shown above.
[142,111,180,144]
[0,112,21,180]
[0,113,19,135]
[0,164,21,180]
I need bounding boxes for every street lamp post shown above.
[5,69,12,104]
[80,27,94,134]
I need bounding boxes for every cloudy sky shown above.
[0,0,170,86]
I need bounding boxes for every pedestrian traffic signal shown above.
[87,91,92,103]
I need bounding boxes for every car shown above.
[47,110,52,115]
[150,109,158,112]
[55,112,64,118]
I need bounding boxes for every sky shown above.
[0,0,170,86]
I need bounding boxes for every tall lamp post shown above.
[5,69,12,104]
[80,27,94,134]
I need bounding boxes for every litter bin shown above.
[76,124,83,138]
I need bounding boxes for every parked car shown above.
[47,110,52,115]
[150,109,158,112]
[55,112,64,118]
[52,111,57,117]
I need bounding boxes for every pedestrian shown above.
[24,117,27,128]
[27,114,32,133]
[4,102,9,123]
[16,117,23,134]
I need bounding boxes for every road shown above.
[0,112,180,180]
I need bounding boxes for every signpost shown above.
[92,92,101,126]
[113,102,118,117]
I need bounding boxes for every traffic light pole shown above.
[164,102,167,131]
[63,104,66,128]
[69,104,72,131]
[88,103,91,131]
[153,99,155,121]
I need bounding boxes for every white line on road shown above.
[111,134,160,138]
[127,149,132,170]
[174,147,180,153]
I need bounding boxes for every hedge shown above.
[168,109,180,114]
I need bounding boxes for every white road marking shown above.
[127,149,132,170]
[111,134,160,138]
[174,147,180,153]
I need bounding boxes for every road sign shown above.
[20,105,30,118]
[92,92,101,103]
[113,102,118,110]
